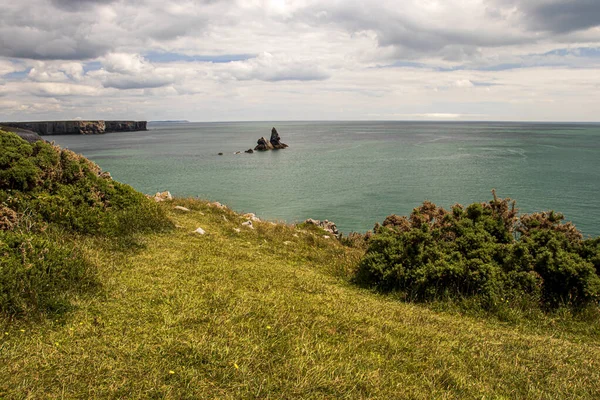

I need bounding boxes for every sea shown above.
[50,121,600,237]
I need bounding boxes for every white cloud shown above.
[0,0,598,121]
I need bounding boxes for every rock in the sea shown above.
[254,136,274,151]
[304,218,340,237]
[254,127,288,151]
[218,152,223,156]
[245,149,254,154]
[269,127,288,149]
[154,191,173,202]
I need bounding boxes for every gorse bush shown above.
[0,130,173,318]
[355,191,600,310]
[0,130,172,236]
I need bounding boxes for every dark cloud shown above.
[50,0,116,12]
[0,27,109,60]
[297,2,530,61]
[487,0,600,34]
[102,75,174,89]
[523,0,600,33]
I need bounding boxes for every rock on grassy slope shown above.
[1,197,600,398]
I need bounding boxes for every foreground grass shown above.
[1,199,599,399]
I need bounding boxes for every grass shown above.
[1,198,600,399]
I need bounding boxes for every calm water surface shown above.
[51,121,600,236]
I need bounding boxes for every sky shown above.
[0,0,599,122]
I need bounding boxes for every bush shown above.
[0,130,172,236]
[0,230,97,317]
[355,192,600,310]
[0,130,173,318]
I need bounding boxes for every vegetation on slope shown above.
[2,200,600,399]
[356,192,600,312]
[0,130,171,317]
[1,130,600,398]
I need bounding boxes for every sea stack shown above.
[255,127,288,151]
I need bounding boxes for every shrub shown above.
[0,130,172,236]
[0,130,173,318]
[355,192,600,310]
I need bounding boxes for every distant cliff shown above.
[0,120,147,135]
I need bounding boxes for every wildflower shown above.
[234,363,239,370]
[20,329,25,332]
[169,370,175,374]
[266,326,272,330]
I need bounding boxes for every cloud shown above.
[226,52,330,82]
[98,53,176,89]
[489,0,600,34]
[0,0,599,121]
[51,0,116,12]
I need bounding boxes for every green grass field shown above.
[1,198,599,399]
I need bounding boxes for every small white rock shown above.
[242,220,254,229]
[233,228,241,233]
[174,206,190,212]
[223,215,229,222]
[323,235,330,239]
[283,241,292,245]
[193,227,206,235]
[293,233,299,238]
[153,191,172,202]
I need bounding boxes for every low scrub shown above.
[355,191,600,311]
[0,130,172,318]
[0,130,172,236]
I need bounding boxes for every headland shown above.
[0,120,147,135]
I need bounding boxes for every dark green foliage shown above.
[355,192,600,310]
[0,230,96,317]
[0,130,173,318]
[0,130,172,236]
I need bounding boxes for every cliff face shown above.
[105,121,147,132]
[1,120,147,135]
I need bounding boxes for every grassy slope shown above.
[1,199,599,399]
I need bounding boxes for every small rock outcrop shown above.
[245,149,254,154]
[269,127,288,149]
[242,220,254,229]
[303,218,340,237]
[153,191,172,202]
[254,127,288,151]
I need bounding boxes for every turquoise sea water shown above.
[50,121,600,236]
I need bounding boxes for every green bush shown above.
[0,130,172,236]
[0,230,97,317]
[0,130,173,318]
[355,192,600,310]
